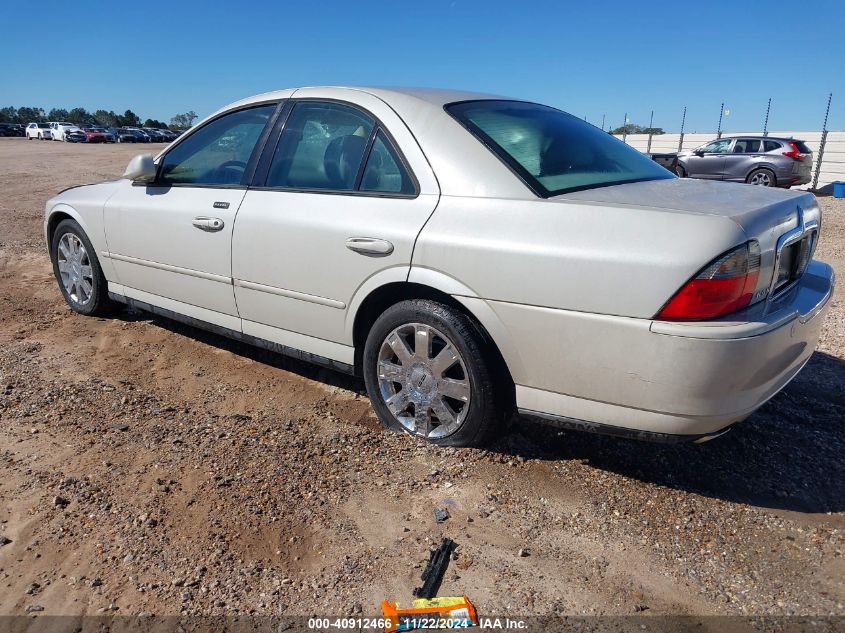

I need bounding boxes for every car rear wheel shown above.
[363,299,504,447]
[746,168,776,187]
[50,219,115,317]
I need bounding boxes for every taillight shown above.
[657,242,761,321]
[783,142,806,161]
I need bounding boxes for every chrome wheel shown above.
[57,233,94,306]
[377,323,471,439]
[749,171,772,186]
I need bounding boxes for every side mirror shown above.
[693,150,705,157]
[123,154,156,182]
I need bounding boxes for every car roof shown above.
[232,85,511,109]
[718,135,804,142]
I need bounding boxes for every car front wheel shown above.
[50,219,115,316]
[363,299,505,447]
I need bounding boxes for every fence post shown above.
[647,133,653,153]
[646,110,654,152]
[678,106,686,152]
[763,98,771,136]
[622,112,628,143]
[717,102,724,139]
[812,93,833,191]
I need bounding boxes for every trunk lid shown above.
[554,177,821,308]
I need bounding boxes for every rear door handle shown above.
[192,216,225,232]
[345,237,394,256]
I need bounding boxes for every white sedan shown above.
[43,87,834,446]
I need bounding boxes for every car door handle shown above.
[192,216,225,232]
[345,237,394,256]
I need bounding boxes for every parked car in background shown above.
[82,127,109,143]
[106,127,127,142]
[26,123,52,140]
[115,127,138,142]
[142,127,169,142]
[122,127,151,143]
[0,123,25,137]
[675,136,813,188]
[50,122,84,142]
[64,129,87,143]
[158,128,179,142]
[43,87,833,448]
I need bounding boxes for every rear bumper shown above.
[774,164,812,186]
[502,260,834,440]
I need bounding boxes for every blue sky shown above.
[3,0,843,131]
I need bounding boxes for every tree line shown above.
[610,123,665,135]
[0,106,198,130]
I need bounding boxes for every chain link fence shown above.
[607,95,842,191]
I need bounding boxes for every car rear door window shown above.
[359,130,415,194]
[266,102,374,191]
[732,139,761,153]
[158,104,275,186]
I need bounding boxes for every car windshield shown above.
[38,123,50,128]
[446,100,673,197]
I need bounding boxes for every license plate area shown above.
[773,230,817,295]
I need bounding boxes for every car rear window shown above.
[793,141,812,153]
[446,100,673,197]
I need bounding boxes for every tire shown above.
[675,164,686,178]
[746,168,776,187]
[362,299,507,447]
[50,219,115,316]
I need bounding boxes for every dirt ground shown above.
[0,137,843,623]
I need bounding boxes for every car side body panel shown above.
[44,181,122,281]
[410,193,747,319]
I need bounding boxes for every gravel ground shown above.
[0,138,842,621]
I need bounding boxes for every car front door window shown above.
[158,105,276,186]
[701,139,732,154]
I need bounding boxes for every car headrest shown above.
[540,135,596,175]
[324,135,367,189]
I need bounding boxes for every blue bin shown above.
[834,182,845,198]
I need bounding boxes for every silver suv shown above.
[676,136,812,188]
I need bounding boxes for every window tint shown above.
[359,131,415,194]
[446,100,672,197]
[701,139,732,153]
[763,140,781,152]
[266,102,374,190]
[159,104,275,186]
[732,139,761,153]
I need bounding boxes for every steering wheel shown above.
[214,160,247,184]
